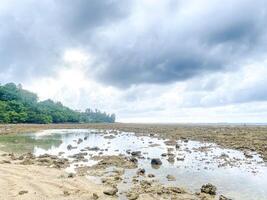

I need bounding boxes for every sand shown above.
[0,151,115,200]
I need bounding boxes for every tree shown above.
[0,83,116,124]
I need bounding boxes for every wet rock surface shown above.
[151,158,162,165]
[103,186,118,196]
[201,183,217,195]
[1,152,70,168]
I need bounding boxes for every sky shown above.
[0,0,267,123]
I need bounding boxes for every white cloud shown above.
[1,0,267,123]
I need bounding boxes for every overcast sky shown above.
[1,0,267,123]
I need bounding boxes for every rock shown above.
[219,195,232,200]
[137,168,145,175]
[0,160,11,164]
[161,153,167,157]
[67,144,77,150]
[77,138,83,144]
[167,157,175,163]
[38,154,51,158]
[166,174,176,181]
[104,135,116,139]
[126,192,139,200]
[18,155,24,160]
[176,157,185,161]
[103,186,118,196]
[18,190,28,195]
[67,173,75,178]
[164,140,177,146]
[129,157,138,164]
[219,153,229,159]
[244,151,253,158]
[151,158,162,165]
[92,193,99,199]
[58,152,65,156]
[87,147,100,151]
[168,187,185,193]
[175,144,180,149]
[67,144,72,150]
[148,173,155,178]
[84,136,88,140]
[63,190,70,196]
[201,183,217,195]
[131,151,141,157]
[20,158,34,165]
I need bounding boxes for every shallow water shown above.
[0,129,267,200]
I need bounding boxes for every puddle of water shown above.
[0,129,266,200]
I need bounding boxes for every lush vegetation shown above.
[0,83,115,124]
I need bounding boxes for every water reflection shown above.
[0,129,266,200]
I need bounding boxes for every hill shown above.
[0,83,115,124]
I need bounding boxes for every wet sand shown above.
[0,151,115,200]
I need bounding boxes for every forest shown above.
[0,83,115,124]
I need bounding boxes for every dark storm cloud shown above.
[0,0,267,88]
[59,0,129,35]
[91,0,267,87]
[0,0,130,81]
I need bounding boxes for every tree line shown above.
[0,83,115,124]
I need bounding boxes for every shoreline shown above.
[0,125,266,199]
[1,123,267,161]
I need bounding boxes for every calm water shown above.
[0,129,266,200]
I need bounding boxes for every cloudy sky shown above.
[1,0,267,123]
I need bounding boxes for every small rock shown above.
[131,151,141,157]
[103,186,118,196]
[164,140,177,146]
[87,147,100,151]
[244,151,253,158]
[201,183,217,195]
[67,173,75,178]
[167,157,175,163]
[151,158,162,165]
[67,144,73,150]
[148,173,155,178]
[63,190,70,196]
[129,157,138,164]
[166,174,176,181]
[127,192,139,200]
[77,138,83,144]
[0,160,11,164]
[137,168,145,175]
[18,190,28,195]
[92,193,99,199]
[219,195,232,200]
[176,157,185,161]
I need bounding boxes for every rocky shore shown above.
[0,123,266,199]
[0,123,266,162]
[0,150,232,200]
